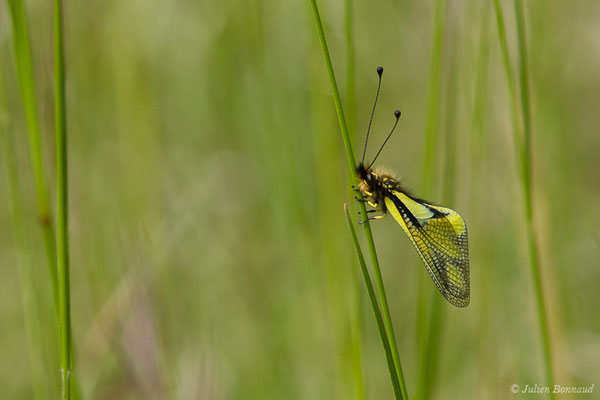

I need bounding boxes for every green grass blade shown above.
[345,0,356,142]
[307,0,353,173]
[513,0,555,393]
[53,0,73,397]
[493,0,555,396]
[420,0,446,194]
[1,66,50,400]
[416,0,446,398]
[7,0,59,312]
[308,0,408,397]
[344,205,402,400]
[492,0,523,160]
[418,3,461,398]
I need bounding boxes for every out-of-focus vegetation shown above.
[1,0,599,398]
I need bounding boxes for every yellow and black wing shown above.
[384,190,470,307]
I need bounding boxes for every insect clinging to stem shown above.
[354,66,470,308]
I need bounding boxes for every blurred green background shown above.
[1,0,599,398]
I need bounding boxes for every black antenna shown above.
[367,110,401,169]
[361,66,384,164]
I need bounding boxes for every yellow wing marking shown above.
[394,192,433,220]
[385,191,470,307]
[427,204,466,235]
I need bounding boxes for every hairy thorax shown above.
[356,163,403,207]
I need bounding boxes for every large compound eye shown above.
[366,174,372,182]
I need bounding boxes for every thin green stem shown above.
[492,0,523,160]
[514,0,531,155]
[1,67,49,400]
[420,0,446,194]
[345,0,356,142]
[420,7,459,397]
[53,0,73,398]
[416,0,446,398]
[308,0,408,398]
[7,0,59,312]
[472,3,493,395]
[514,0,555,394]
[493,0,555,396]
[344,205,402,400]
[470,1,491,166]
[308,0,353,174]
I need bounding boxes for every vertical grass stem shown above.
[514,0,555,393]
[308,0,408,397]
[493,0,555,395]
[53,0,73,397]
[7,0,59,312]
[344,205,402,399]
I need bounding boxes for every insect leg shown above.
[354,197,378,208]
[357,209,380,218]
[359,208,387,224]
